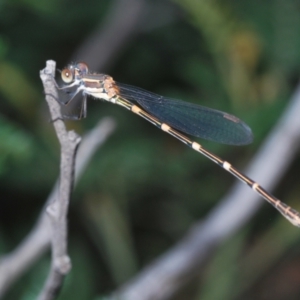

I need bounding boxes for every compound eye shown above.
[76,62,89,75]
[61,68,74,83]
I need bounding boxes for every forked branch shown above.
[38,60,81,300]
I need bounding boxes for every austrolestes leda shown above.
[53,62,300,227]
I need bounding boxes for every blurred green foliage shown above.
[1,0,300,299]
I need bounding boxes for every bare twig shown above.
[0,61,116,299]
[110,83,300,300]
[36,60,81,299]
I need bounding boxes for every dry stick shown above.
[111,83,300,300]
[36,60,81,300]
[0,60,116,298]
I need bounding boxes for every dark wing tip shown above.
[232,118,254,145]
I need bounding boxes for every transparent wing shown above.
[117,83,253,145]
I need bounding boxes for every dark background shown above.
[1,0,300,299]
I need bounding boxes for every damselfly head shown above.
[61,62,89,83]
[76,62,89,75]
[61,66,74,83]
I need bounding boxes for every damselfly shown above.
[54,62,300,227]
